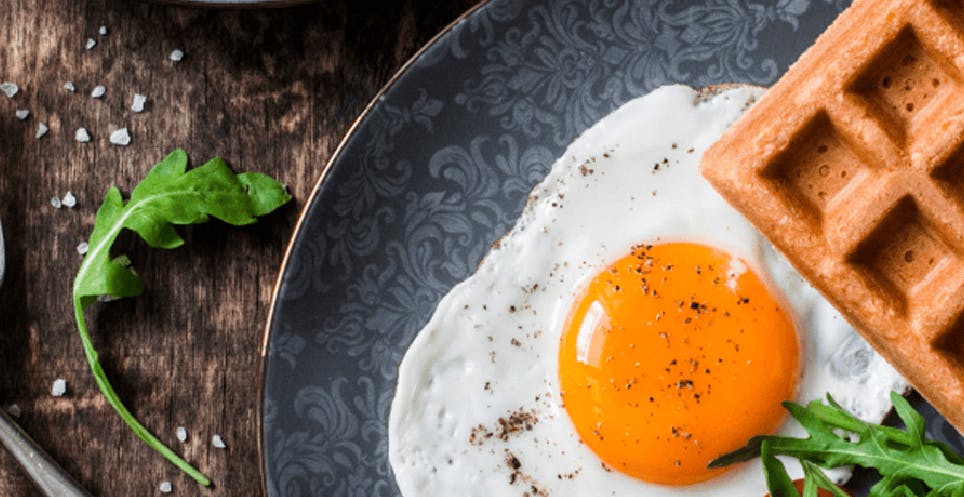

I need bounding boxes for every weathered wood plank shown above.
[0,0,477,495]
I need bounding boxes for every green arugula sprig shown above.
[72,150,291,486]
[710,392,964,497]
[758,440,851,497]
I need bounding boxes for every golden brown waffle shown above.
[701,0,964,431]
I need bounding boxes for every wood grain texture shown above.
[0,0,478,495]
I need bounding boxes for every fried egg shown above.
[389,85,908,497]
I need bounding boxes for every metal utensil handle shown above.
[0,408,95,497]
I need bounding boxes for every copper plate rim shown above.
[256,1,490,495]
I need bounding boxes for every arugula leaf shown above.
[72,149,291,485]
[709,392,964,497]
[801,461,850,497]
[759,440,851,497]
[761,440,800,497]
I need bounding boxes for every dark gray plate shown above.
[260,1,964,496]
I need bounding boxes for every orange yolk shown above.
[558,243,800,485]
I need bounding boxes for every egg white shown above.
[389,85,908,497]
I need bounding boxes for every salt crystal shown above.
[64,82,75,92]
[50,196,62,208]
[15,110,28,120]
[36,123,48,139]
[131,93,147,113]
[77,242,88,255]
[109,128,131,146]
[0,82,18,98]
[62,191,77,208]
[212,434,226,449]
[6,404,21,418]
[51,379,67,397]
[75,128,90,143]
[85,38,96,50]
[176,426,187,443]
[159,481,172,493]
[98,25,107,36]
[91,85,106,99]
[169,49,184,62]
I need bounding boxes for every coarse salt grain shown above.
[64,82,75,92]
[85,38,96,50]
[6,404,21,418]
[15,110,28,120]
[98,25,107,36]
[132,93,147,113]
[62,191,77,208]
[169,49,184,62]
[36,123,48,139]
[212,434,226,449]
[159,481,172,493]
[109,128,131,146]
[0,82,18,98]
[50,196,62,209]
[77,242,88,255]
[176,426,187,442]
[91,85,106,99]
[51,379,67,397]
[75,128,90,143]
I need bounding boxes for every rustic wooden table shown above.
[0,0,478,495]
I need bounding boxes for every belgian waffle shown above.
[701,0,964,431]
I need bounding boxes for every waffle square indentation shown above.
[931,0,964,33]
[849,197,957,309]
[935,313,964,369]
[762,113,867,221]
[850,28,956,147]
[933,143,964,206]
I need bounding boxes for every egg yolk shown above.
[558,243,799,485]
